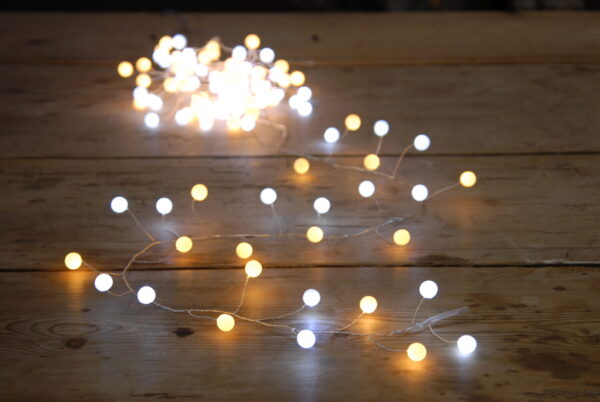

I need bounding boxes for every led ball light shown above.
[245,260,263,278]
[259,47,275,63]
[156,197,173,215]
[297,101,313,117]
[64,252,82,270]
[414,134,431,152]
[191,184,208,201]
[260,188,277,205]
[137,286,156,304]
[175,107,193,125]
[175,236,193,253]
[419,280,438,299]
[296,329,316,349]
[94,273,113,292]
[144,112,160,128]
[117,61,134,78]
[236,242,253,259]
[323,127,341,144]
[244,33,261,50]
[217,314,235,332]
[460,171,477,188]
[293,158,310,175]
[393,229,411,246]
[313,197,331,214]
[358,180,375,198]
[373,120,389,137]
[110,196,128,214]
[345,114,361,131]
[136,74,152,88]
[407,342,427,362]
[172,34,187,50]
[303,289,321,307]
[359,296,378,314]
[457,335,477,355]
[306,226,324,243]
[136,57,152,73]
[290,71,306,87]
[363,154,381,171]
[297,86,312,101]
[411,184,428,202]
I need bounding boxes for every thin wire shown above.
[412,297,425,324]
[270,203,283,235]
[392,144,414,178]
[375,136,384,155]
[428,322,455,344]
[127,209,155,242]
[233,275,250,314]
[428,182,460,200]
[337,312,364,331]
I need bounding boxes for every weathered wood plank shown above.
[0,267,598,401]
[2,154,598,270]
[1,12,600,65]
[2,63,600,158]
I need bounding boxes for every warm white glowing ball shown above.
[94,273,113,292]
[358,180,375,198]
[64,252,82,270]
[313,197,331,214]
[175,236,193,253]
[373,120,389,137]
[359,296,378,314]
[460,171,477,188]
[245,260,263,278]
[137,286,156,304]
[457,335,477,355]
[306,226,324,243]
[303,289,321,307]
[260,188,277,205]
[156,197,173,215]
[411,184,428,202]
[407,342,427,362]
[414,134,431,151]
[323,127,340,144]
[110,196,128,214]
[191,184,208,201]
[296,329,316,349]
[217,314,235,332]
[236,242,253,259]
[419,280,438,299]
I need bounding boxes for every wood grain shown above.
[0,267,598,401]
[2,154,598,270]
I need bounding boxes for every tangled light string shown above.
[65,33,480,361]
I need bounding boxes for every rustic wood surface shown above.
[0,11,599,401]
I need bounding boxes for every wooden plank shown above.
[1,12,600,65]
[2,62,600,158]
[2,154,599,270]
[0,267,598,401]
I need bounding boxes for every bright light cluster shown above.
[118,34,312,131]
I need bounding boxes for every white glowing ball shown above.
[288,95,300,110]
[147,94,163,111]
[419,280,438,299]
[358,180,375,198]
[297,102,313,117]
[323,127,340,144]
[457,335,477,355]
[94,273,113,292]
[313,197,331,214]
[137,286,156,304]
[296,329,316,349]
[172,34,187,50]
[110,196,128,214]
[240,115,256,132]
[156,197,173,215]
[297,86,312,101]
[232,45,247,61]
[414,134,431,151]
[260,188,277,205]
[373,120,389,137]
[144,112,160,128]
[175,108,193,126]
[411,184,428,202]
[303,289,321,307]
[133,86,148,100]
[259,47,275,64]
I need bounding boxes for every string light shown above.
[260,188,277,205]
[373,120,389,137]
[302,289,321,307]
[236,242,253,259]
[359,296,378,314]
[155,197,173,215]
[363,154,381,171]
[306,226,324,243]
[175,236,193,253]
[137,286,156,304]
[313,197,331,214]
[393,229,411,246]
[245,260,263,278]
[110,196,128,214]
[419,280,438,299]
[64,252,82,270]
[407,342,427,362]
[414,134,431,151]
[244,33,261,50]
[217,314,235,332]
[94,273,113,292]
[191,184,208,201]
[323,127,341,143]
[411,184,428,202]
[358,180,375,198]
[344,114,361,131]
[296,329,316,349]
[117,61,134,78]
[293,157,310,175]
[460,171,477,188]
[144,112,160,128]
[457,335,477,354]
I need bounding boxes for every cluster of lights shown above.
[118,34,313,131]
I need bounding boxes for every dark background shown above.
[2,0,599,11]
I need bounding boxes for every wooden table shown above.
[1,11,599,401]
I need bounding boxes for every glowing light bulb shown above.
[358,180,375,198]
[135,57,152,73]
[460,171,477,188]
[236,242,253,259]
[94,273,113,292]
[240,115,256,132]
[133,86,148,100]
[297,329,316,349]
[64,252,82,270]
[274,59,289,73]
[306,226,324,243]
[260,188,277,205]
[191,184,208,201]
[110,196,128,213]
[419,280,438,299]
[117,61,134,77]
[373,120,389,137]
[158,35,173,49]
[175,236,193,253]
[136,74,152,88]
[259,47,275,63]
[137,286,156,304]
[297,86,312,101]
[303,289,320,307]
[393,229,411,246]
[147,94,163,111]
[172,34,187,50]
[313,197,331,214]
[411,184,428,202]
[293,158,310,175]
[156,197,173,215]
[407,342,427,362]
[217,314,235,332]
[245,260,263,278]
[323,127,340,144]
[363,154,380,171]
[289,71,305,86]
[232,45,247,61]
[297,101,313,117]
[144,112,159,128]
[345,114,361,131]
[175,107,193,125]
[457,335,477,355]
[244,34,261,50]
[414,134,430,151]
[359,296,378,314]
